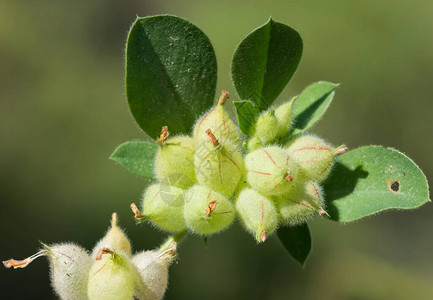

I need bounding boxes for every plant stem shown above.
[158,230,187,252]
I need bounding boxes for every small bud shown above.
[91,212,131,259]
[132,242,177,300]
[246,136,264,151]
[88,249,135,300]
[194,130,244,197]
[275,96,296,137]
[155,128,197,189]
[245,146,303,196]
[250,108,279,145]
[276,181,326,225]
[193,91,242,148]
[286,134,347,182]
[184,185,235,235]
[236,188,279,243]
[140,183,187,232]
[4,243,91,300]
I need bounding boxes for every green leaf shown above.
[291,81,338,135]
[277,223,311,266]
[126,15,217,138]
[110,141,158,178]
[323,146,430,222]
[231,18,303,111]
[233,100,260,135]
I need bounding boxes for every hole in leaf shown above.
[388,179,400,193]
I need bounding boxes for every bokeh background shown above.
[1,0,432,299]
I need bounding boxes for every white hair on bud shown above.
[48,243,92,300]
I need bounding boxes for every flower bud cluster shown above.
[138,91,242,236]
[136,91,347,243]
[3,213,176,300]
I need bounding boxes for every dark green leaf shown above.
[231,18,303,111]
[110,141,158,178]
[292,81,338,135]
[233,100,260,135]
[126,15,217,138]
[277,223,311,266]
[323,146,430,222]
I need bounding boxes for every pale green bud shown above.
[184,185,235,235]
[132,242,177,300]
[276,181,326,225]
[246,136,264,151]
[275,96,296,137]
[193,90,242,148]
[236,188,279,243]
[138,183,187,232]
[245,146,303,196]
[88,249,135,300]
[286,134,348,182]
[155,126,197,188]
[251,108,279,145]
[91,212,131,259]
[194,130,244,197]
[3,243,91,300]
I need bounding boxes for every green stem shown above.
[158,230,187,252]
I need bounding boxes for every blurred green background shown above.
[1,0,432,299]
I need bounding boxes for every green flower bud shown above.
[276,181,326,225]
[193,90,242,148]
[275,96,296,137]
[3,243,91,300]
[194,130,244,197]
[184,185,235,235]
[91,212,131,259]
[88,249,135,300]
[236,188,279,243]
[132,242,177,300]
[137,183,187,232]
[155,126,196,188]
[245,146,303,196]
[251,108,279,145]
[286,134,348,182]
[246,136,263,151]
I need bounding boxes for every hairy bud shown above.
[155,127,197,188]
[132,242,177,300]
[193,90,241,148]
[91,213,131,259]
[184,185,235,235]
[276,181,326,225]
[194,130,244,197]
[236,188,279,242]
[88,249,135,300]
[3,243,91,300]
[286,134,348,182]
[139,183,187,232]
[245,146,303,196]
[275,96,296,137]
[250,108,279,145]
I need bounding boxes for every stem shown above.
[158,230,187,253]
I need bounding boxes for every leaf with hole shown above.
[323,145,430,222]
[277,223,311,266]
[291,81,338,135]
[231,18,303,111]
[110,141,158,178]
[126,15,217,138]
